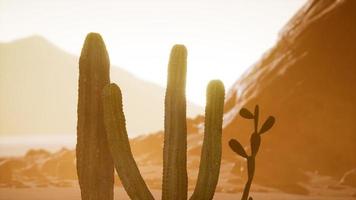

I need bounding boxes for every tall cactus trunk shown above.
[190,80,225,200]
[162,45,188,200]
[102,83,154,200]
[76,33,114,200]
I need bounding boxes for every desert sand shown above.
[1,187,356,200]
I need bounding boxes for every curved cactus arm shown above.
[190,80,225,200]
[162,45,188,200]
[102,83,154,200]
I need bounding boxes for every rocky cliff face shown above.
[222,0,356,192]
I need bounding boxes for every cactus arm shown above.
[162,45,188,200]
[76,33,114,200]
[190,80,225,200]
[102,83,154,200]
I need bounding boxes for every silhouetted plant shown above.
[162,45,188,200]
[76,33,114,200]
[229,105,275,200]
[102,84,154,200]
[102,45,225,200]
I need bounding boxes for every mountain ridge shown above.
[0,35,203,137]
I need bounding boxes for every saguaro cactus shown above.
[190,80,225,200]
[229,105,275,200]
[162,45,188,200]
[76,33,114,200]
[102,84,154,200]
[102,45,225,200]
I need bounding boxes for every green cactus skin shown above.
[102,83,154,200]
[190,80,225,200]
[76,33,114,200]
[162,45,188,200]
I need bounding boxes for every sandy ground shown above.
[1,149,356,199]
[0,187,355,200]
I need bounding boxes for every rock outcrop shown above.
[222,0,356,193]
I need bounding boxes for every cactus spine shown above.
[76,33,114,200]
[162,45,188,200]
[229,105,275,200]
[102,84,154,200]
[190,80,225,200]
[102,44,225,200]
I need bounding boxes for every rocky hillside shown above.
[222,0,356,192]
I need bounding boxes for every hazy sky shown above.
[0,0,306,106]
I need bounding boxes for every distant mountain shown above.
[0,36,202,137]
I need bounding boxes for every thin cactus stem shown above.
[241,156,255,200]
[190,80,225,200]
[253,105,259,134]
[162,45,188,200]
[102,83,154,200]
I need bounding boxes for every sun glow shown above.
[0,0,306,106]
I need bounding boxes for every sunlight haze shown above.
[0,0,307,105]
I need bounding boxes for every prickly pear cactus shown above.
[229,105,275,200]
